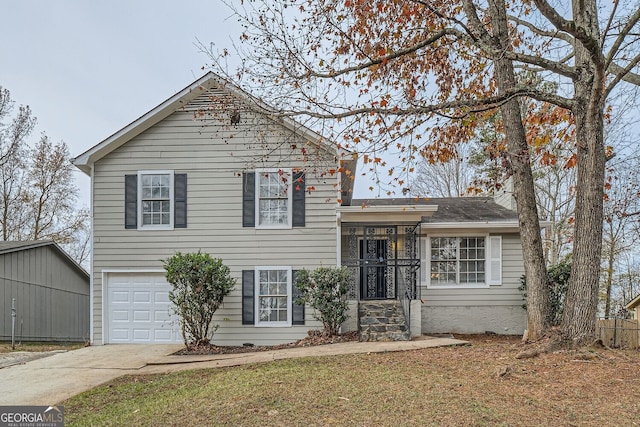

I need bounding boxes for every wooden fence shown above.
[596,318,639,349]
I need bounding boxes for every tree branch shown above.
[532,0,603,66]
[606,57,640,97]
[507,14,574,45]
[292,28,462,80]
[272,87,572,119]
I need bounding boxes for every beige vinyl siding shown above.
[91,100,338,345]
[420,232,526,335]
[421,233,525,306]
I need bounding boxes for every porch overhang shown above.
[337,205,437,223]
[422,221,521,233]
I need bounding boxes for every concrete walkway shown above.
[0,336,467,405]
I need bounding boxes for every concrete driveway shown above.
[0,336,467,405]
[0,344,182,405]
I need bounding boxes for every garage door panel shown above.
[111,310,130,322]
[107,273,182,344]
[133,310,150,321]
[154,309,171,322]
[110,329,131,341]
[133,291,151,303]
[111,290,130,303]
[133,329,151,341]
[154,291,171,303]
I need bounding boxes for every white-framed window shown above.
[138,170,174,229]
[255,169,292,229]
[255,266,292,327]
[427,235,502,287]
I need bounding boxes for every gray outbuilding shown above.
[0,241,89,342]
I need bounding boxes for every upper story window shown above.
[256,169,292,228]
[427,235,501,288]
[242,169,306,229]
[124,170,187,230]
[140,172,173,227]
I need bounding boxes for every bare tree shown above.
[0,86,89,265]
[410,142,477,197]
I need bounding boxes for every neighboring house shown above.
[73,72,526,345]
[0,241,89,342]
[625,295,640,320]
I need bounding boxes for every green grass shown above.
[61,338,640,426]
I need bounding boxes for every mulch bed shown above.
[174,330,359,355]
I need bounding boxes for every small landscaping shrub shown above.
[163,251,235,348]
[295,266,353,336]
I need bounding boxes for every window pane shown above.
[257,269,289,323]
[430,237,487,286]
[139,173,172,227]
[259,200,289,226]
[257,172,290,226]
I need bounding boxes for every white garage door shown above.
[106,273,182,344]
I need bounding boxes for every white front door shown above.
[106,273,182,344]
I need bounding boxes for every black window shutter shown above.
[242,270,255,325]
[292,171,305,227]
[242,172,255,227]
[174,173,187,228]
[125,174,137,229]
[292,270,305,325]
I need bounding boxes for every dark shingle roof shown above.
[351,197,519,223]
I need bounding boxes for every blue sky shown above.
[1,1,243,207]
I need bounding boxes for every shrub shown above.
[162,251,235,348]
[294,266,353,336]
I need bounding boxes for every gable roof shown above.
[0,240,89,280]
[71,73,357,202]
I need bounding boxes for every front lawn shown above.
[62,336,640,426]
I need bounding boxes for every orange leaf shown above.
[564,154,577,169]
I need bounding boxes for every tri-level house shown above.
[73,73,526,345]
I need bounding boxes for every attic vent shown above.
[230,111,241,125]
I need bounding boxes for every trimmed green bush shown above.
[163,251,235,348]
[295,266,353,336]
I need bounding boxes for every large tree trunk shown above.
[490,0,550,339]
[560,0,605,344]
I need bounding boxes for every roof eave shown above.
[422,221,521,231]
[337,205,438,223]
[625,294,640,310]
